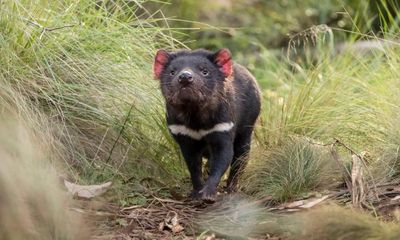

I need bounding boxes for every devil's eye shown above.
[170,70,176,76]
[201,69,209,76]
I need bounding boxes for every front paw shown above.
[199,184,217,202]
[188,189,202,200]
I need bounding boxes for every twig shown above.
[106,102,135,164]
[309,137,380,205]
[45,24,78,32]
[333,138,360,158]
[24,18,79,39]
[333,138,379,201]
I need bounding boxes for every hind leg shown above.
[227,129,253,192]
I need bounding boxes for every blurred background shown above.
[144,0,400,88]
[148,0,397,50]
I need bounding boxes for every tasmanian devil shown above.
[153,48,261,201]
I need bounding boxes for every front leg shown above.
[176,137,205,199]
[200,133,234,201]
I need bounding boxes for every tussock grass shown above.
[244,137,338,201]
[0,0,185,200]
[0,115,87,240]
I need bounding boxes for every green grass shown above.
[0,0,187,203]
[245,32,400,201]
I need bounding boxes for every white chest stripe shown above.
[168,122,234,140]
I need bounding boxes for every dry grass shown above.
[0,113,88,240]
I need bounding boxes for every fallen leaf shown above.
[204,233,216,240]
[286,209,301,212]
[285,200,304,208]
[278,200,304,209]
[299,195,329,208]
[161,211,184,234]
[171,224,184,233]
[278,195,329,210]
[169,211,178,226]
[391,195,400,201]
[158,222,165,232]
[64,180,112,199]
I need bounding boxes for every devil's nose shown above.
[178,71,193,85]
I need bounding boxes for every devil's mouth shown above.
[167,86,206,106]
[180,86,192,91]
[178,86,195,98]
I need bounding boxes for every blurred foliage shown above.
[143,0,400,90]
[146,0,398,51]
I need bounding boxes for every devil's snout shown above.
[178,71,193,86]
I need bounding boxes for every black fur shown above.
[154,49,261,201]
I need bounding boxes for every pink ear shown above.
[214,48,233,77]
[154,49,170,79]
